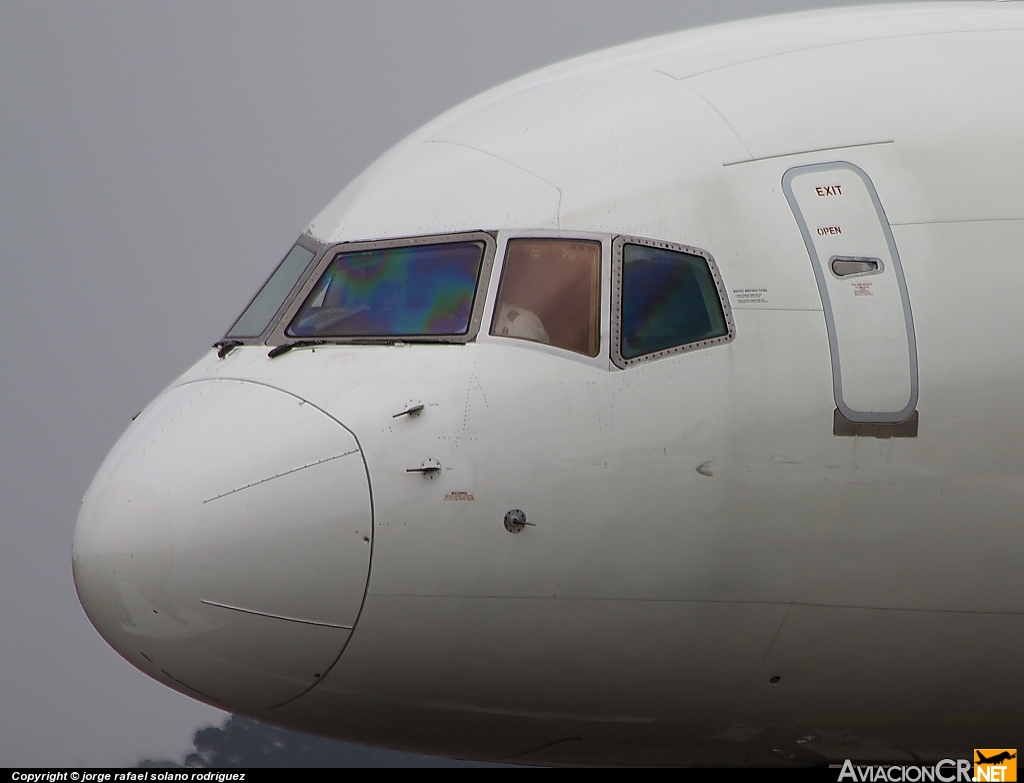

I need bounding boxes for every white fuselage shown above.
[74,4,1024,765]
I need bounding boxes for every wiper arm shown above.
[267,340,325,358]
[213,340,243,359]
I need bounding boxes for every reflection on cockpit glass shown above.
[620,244,727,359]
[288,242,484,338]
[490,239,601,356]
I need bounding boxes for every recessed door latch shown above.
[830,255,881,278]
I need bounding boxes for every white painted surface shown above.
[786,163,916,420]
[74,380,371,710]
[74,2,1024,765]
[309,141,560,243]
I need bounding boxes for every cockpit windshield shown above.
[226,244,317,339]
[287,241,485,338]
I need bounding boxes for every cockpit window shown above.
[227,244,317,339]
[287,241,485,338]
[612,237,733,367]
[490,239,601,357]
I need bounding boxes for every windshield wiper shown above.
[213,340,243,359]
[267,340,326,358]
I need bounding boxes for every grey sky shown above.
[0,0,919,767]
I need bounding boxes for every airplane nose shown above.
[73,379,372,712]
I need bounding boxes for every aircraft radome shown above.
[73,3,1024,766]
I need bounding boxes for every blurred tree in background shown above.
[138,715,490,768]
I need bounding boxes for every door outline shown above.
[783,161,918,424]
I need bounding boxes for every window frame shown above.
[479,230,613,370]
[222,232,328,344]
[222,229,737,362]
[264,231,497,346]
[489,236,603,358]
[610,235,735,369]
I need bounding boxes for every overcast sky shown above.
[0,0,923,767]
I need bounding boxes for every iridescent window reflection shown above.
[490,239,601,357]
[620,243,727,359]
[288,242,484,338]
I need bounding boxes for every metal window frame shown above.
[478,230,613,371]
[610,235,735,370]
[264,230,497,346]
[483,232,609,363]
[223,230,737,365]
[222,232,328,344]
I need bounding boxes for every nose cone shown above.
[73,380,372,711]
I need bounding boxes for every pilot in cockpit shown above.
[493,303,551,344]
[489,239,602,357]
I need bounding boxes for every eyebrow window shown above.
[615,241,731,365]
[490,239,601,357]
[287,241,484,338]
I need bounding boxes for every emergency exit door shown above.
[783,162,918,427]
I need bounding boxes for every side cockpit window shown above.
[612,237,733,367]
[490,239,601,357]
[227,244,318,339]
